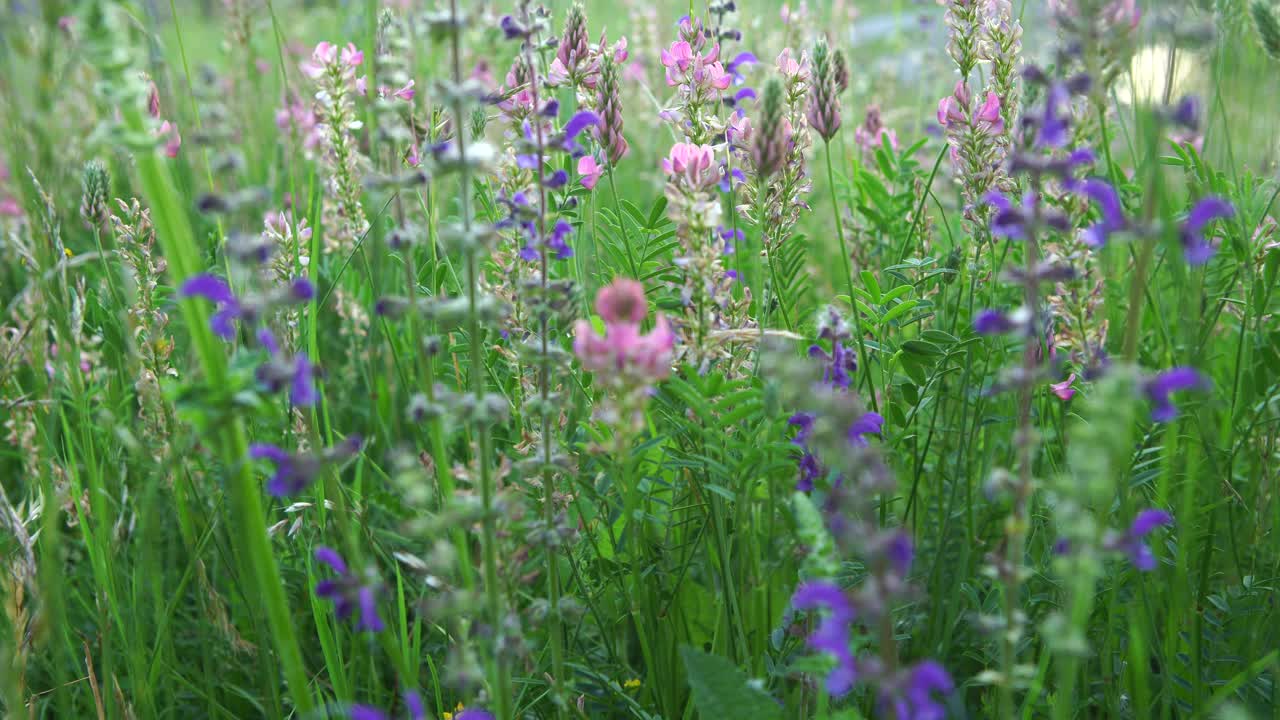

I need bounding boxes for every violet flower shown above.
[179,274,241,339]
[1179,196,1234,265]
[313,546,384,632]
[254,328,318,407]
[1106,509,1173,571]
[1143,367,1207,422]
[248,435,363,496]
[974,309,1017,335]
[1078,178,1128,247]
[349,691,425,720]
[791,581,857,696]
[847,412,885,447]
[880,661,954,720]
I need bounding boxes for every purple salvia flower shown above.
[180,274,241,339]
[881,661,955,720]
[886,531,914,576]
[314,546,385,632]
[974,309,1017,335]
[847,411,884,447]
[1106,509,1173,571]
[1179,196,1234,265]
[792,581,857,696]
[1143,367,1207,422]
[1079,178,1127,247]
[249,435,363,496]
[1036,82,1071,148]
[456,711,496,720]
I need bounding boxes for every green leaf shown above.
[680,645,783,720]
[901,339,945,357]
[860,270,882,304]
[880,299,921,325]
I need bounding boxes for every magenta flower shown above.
[1050,373,1077,401]
[340,43,363,67]
[392,80,415,101]
[661,142,719,190]
[301,41,336,79]
[776,48,804,78]
[974,91,1004,135]
[660,41,695,84]
[574,279,675,381]
[577,155,603,189]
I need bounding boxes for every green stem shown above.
[825,139,876,412]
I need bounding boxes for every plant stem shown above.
[825,139,876,412]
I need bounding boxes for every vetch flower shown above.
[1143,367,1207,422]
[1050,373,1077,401]
[1179,196,1234,265]
[313,546,384,632]
[791,581,857,696]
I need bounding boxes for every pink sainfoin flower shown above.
[577,155,603,190]
[1050,373,1077,401]
[145,79,181,158]
[574,279,675,381]
[661,143,719,190]
[776,48,805,79]
[973,91,1004,134]
[853,105,899,153]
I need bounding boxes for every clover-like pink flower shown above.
[661,142,718,190]
[574,279,675,381]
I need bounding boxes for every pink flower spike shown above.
[577,155,604,190]
[341,43,363,67]
[1050,374,1077,402]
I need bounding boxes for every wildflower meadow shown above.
[4,0,1280,717]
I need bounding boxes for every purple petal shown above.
[249,443,291,464]
[350,705,390,720]
[886,531,914,576]
[563,111,600,140]
[291,277,315,301]
[291,354,317,407]
[314,546,349,575]
[544,169,569,189]
[1130,509,1173,537]
[404,691,426,720]
[727,51,758,72]
[733,87,757,103]
[456,711,497,720]
[257,327,280,356]
[1185,196,1234,232]
[179,274,235,304]
[209,306,241,340]
[1129,542,1157,571]
[356,586,384,632]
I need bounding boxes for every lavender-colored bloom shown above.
[559,110,601,152]
[809,340,856,389]
[882,661,954,720]
[1179,196,1234,265]
[456,711,496,720]
[314,546,385,632]
[180,273,242,339]
[1108,509,1173,571]
[847,411,884,447]
[1079,178,1127,247]
[545,169,569,188]
[290,277,315,301]
[1171,95,1200,130]
[726,51,758,81]
[792,581,857,696]
[1143,367,1207,422]
[499,15,524,39]
[348,691,425,720]
[974,309,1016,335]
[547,219,574,259]
[249,435,363,496]
[788,413,823,491]
[984,192,1029,240]
[886,531,914,576]
[1036,83,1071,148]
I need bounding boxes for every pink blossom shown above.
[726,112,753,145]
[613,36,629,63]
[472,60,495,88]
[158,121,181,158]
[393,80,415,101]
[701,62,732,91]
[578,155,604,190]
[974,92,1004,134]
[661,142,718,189]
[661,41,695,86]
[547,58,571,87]
[937,96,965,128]
[1050,373,1077,401]
[57,15,76,33]
[624,61,647,83]
[341,43,363,68]
[0,197,21,217]
[302,41,336,78]
[355,76,368,96]
[574,279,675,381]
[776,49,802,78]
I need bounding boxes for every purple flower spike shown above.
[792,581,857,696]
[545,169,569,189]
[349,706,389,720]
[313,546,384,632]
[848,411,884,447]
[563,111,600,140]
[456,710,496,720]
[1131,508,1173,536]
[1037,83,1071,148]
[1180,196,1234,265]
[886,531,914,576]
[257,327,281,356]
[1143,367,1207,422]
[882,661,954,720]
[985,192,1029,239]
